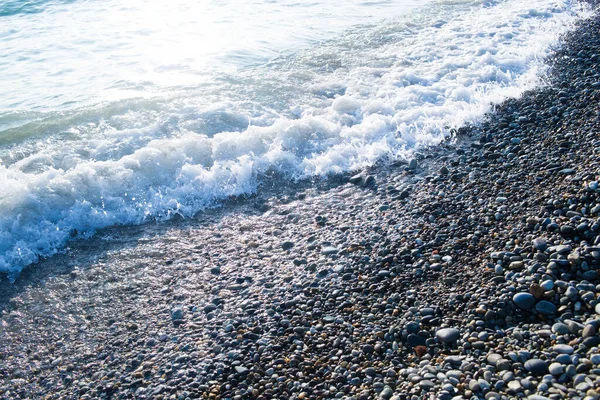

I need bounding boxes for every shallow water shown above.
[0,0,592,276]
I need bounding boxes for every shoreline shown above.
[2,4,600,400]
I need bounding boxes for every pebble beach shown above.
[3,3,600,400]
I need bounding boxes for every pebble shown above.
[553,344,574,355]
[533,238,548,251]
[513,292,535,310]
[5,23,600,399]
[524,359,549,376]
[535,300,557,315]
[435,328,460,344]
[549,362,565,375]
[321,246,339,255]
[171,307,184,320]
[281,241,295,250]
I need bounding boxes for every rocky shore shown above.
[2,4,600,400]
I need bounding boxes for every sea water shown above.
[0,0,592,277]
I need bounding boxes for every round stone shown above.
[552,322,569,335]
[436,328,461,344]
[549,362,564,375]
[513,292,535,310]
[171,307,184,320]
[406,322,420,334]
[532,238,548,251]
[540,280,554,291]
[524,359,548,376]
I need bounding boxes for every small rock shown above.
[532,238,548,251]
[322,246,339,255]
[171,307,184,321]
[582,324,596,338]
[409,159,418,171]
[535,300,557,315]
[436,328,461,343]
[552,344,574,354]
[282,241,295,250]
[524,359,548,375]
[549,362,564,375]
[513,292,535,310]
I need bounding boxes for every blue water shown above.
[0,0,592,278]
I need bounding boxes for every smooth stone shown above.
[575,382,591,391]
[380,386,393,399]
[487,353,502,366]
[554,245,572,254]
[536,300,557,315]
[507,380,522,391]
[549,362,564,375]
[406,322,420,334]
[513,292,535,310]
[322,246,339,255]
[436,328,461,343]
[171,307,184,320]
[524,359,548,375]
[555,354,572,364]
[234,366,249,375]
[418,380,435,390]
[533,238,548,251]
[552,322,569,335]
[407,334,427,347]
[281,241,295,250]
[553,344,574,355]
[541,280,554,291]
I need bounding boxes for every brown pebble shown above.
[414,345,428,357]
[530,283,544,299]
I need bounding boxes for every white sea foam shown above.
[0,0,592,277]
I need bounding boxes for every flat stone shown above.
[507,380,522,390]
[322,246,339,255]
[281,241,295,250]
[487,353,502,366]
[406,322,420,334]
[552,344,574,354]
[535,300,557,315]
[553,245,572,255]
[235,366,249,375]
[418,380,435,390]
